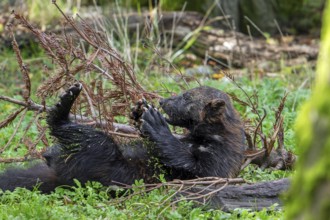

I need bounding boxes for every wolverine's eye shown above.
[182,93,191,100]
[185,102,195,112]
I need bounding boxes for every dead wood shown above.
[207,178,290,211]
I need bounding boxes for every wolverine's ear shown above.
[200,99,226,123]
[206,99,225,111]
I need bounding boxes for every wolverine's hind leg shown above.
[47,83,82,126]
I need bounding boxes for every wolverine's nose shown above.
[159,98,165,106]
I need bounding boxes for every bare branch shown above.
[0,109,27,154]
[0,107,26,129]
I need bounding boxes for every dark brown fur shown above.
[148,86,246,178]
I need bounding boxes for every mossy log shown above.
[199,178,290,211]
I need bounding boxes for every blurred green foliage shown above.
[285,1,330,219]
[16,0,324,35]
[122,0,324,35]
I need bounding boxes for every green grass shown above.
[0,183,284,220]
[0,40,311,219]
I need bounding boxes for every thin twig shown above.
[0,109,28,154]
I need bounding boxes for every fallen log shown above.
[206,178,290,211]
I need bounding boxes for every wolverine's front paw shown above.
[60,83,82,101]
[140,107,171,140]
[130,98,149,122]
[47,83,83,125]
[56,83,83,108]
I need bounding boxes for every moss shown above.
[285,1,330,219]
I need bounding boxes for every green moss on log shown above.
[285,1,330,219]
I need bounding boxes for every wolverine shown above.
[0,84,245,193]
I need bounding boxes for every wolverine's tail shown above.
[0,163,59,193]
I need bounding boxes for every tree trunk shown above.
[285,2,330,220]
